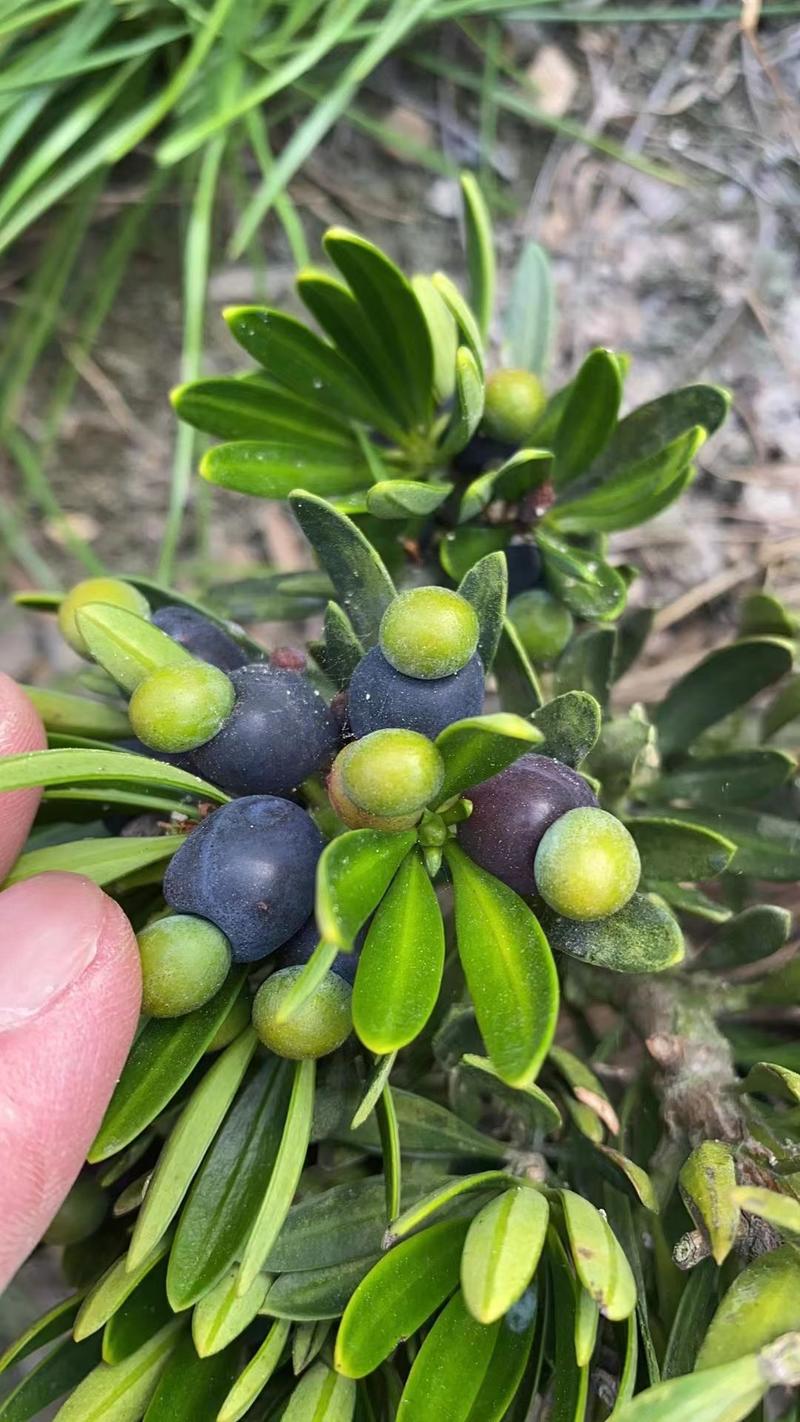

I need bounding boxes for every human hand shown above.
[0,674,141,1291]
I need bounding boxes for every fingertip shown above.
[0,675,47,880]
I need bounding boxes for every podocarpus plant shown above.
[2,195,800,1421]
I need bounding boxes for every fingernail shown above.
[0,874,107,1031]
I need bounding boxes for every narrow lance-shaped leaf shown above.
[412,274,457,403]
[353,849,445,1053]
[290,491,396,646]
[142,1329,240,1422]
[540,894,684,974]
[613,1355,770,1422]
[350,1051,397,1130]
[217,1318,290,1422]
[74,1244,172,1344]
[318,601,363,690]
[502,240,554,376]
[550,426,705,534]
[589,383,730,483]
[730,1185,800,1239]
[560,1191,636,1321]
[0,1294,86,1378]
[461,172,495,342]
[439,346,484,458]
[192,1268,269,1357]
[262,1255,379,1323]
[493,618,544,714]
[552,348,622,488]
[367,480,452,521]
[696,1246,800,1370]
[75,603,193,694]
[341,1087,505,1160]
[5,835,180,890]
[315,828,417,951]
[654,637,794,757]
[457,552,507,673]
[461,1186,549,1325]
[627,817,735,881]
[283,1362,356,1422]
[435,714,543,805]
[460,1053,562,1134]
[641,749,796,809]
[679,1143,740,1266]
[101,1261,172,1366]
[201,440,369,501]
[445,844,558,1086]
[238,1057,316,1295]
[0,748,228,804]
[21,686,129,739]
[396,1290,500,1422]
[458,449,552,526]
[0,1335,102,1422]
[171,373,357,443]
[53,1319,182,1422]
[431,272,484,374]
[537,527,627,623]
[386,1172,510,1246]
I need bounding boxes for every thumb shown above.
[0,872,141,1291]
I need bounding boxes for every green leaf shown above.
[205,570,330,625]
[262,1256,379,1322]
[613,606,655,682]
[739,590,797,639]
[548,1230,589,1422]
[167,1059,293,1310]
[698,1247,800,1371]
[589,384,730,484]
[439,346,485,458]
[648,882,731,923]
[550,427,704,534]
[267,1178,403,1272]
[385,1171,508,1245]
[642,749,796,808]
[341,1087,506,1160]
[192,1268,269,1357]
[460,1054,562,1135]
[53,1320,181,1422]
[101,1263,172,1368]
[74,1245,171,1344]
[435,714,543,804]
[366,480,452,520]
[120,576,265,661]
[763,673,800,739]
[574,1288,600,1367]
[540,893,684,973]
[172,375,356,444]
[128,1029,257,1271]
[654,637,794,757]
[318,602,363,690]
[493,619,544,715]
[458,449,552,525]
[396,1289,499,1422]
[703,906,792,971]
[461,173,495,343]
[664,807,800,881]
[461,1187,549,1325]
[0,1293,85,1377]
[662,1258,718,1379]
[224,307,399,438]
[76,603,194,694]
[0,1336,101,1422]
[411,275,457,404]
[201,440,369,500]
[142,1330,239,1422]
[290,491,396,646]
[613,1356,767,1422]
[552,349,622,488]
[0,747,227,805]
[5,835,180,890]
[21,686,128,740]
[555,627,616,706]
[334,1218,468,1378]
[503,240,554,376]
[457,552,507,673]
[537,528,628,622]
[316,829,417,951]
[530,692,601,768]
[431,272,484,375]
[588,1144,659,1213]
[445,844,558,1086]
[560,1191,636,1320]
[293,1320,331,1377]
[738,1061,800,1104]
[353,849,444,1053]
[283,1362,356,1422]
[628,816,735,881]
[731,1185,800,1240]
[238,1058,316,1295]
[89,973,245,1162]
[440,527,509,585]
[217,1318,290,1422]
[350,1052,397,1130]
[324,227,434,429]
[679,1143,739,1266]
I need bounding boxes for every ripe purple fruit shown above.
[348,647,484,741]
[190,663,340,797]
[163,796,323,962]
[152,604,249,672]
[457,752,598,897]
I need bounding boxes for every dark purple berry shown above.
[152,604,250,672]
[457,753,598,897]
[191,664,340,797]
[163,795,323,962]
[452,431,514,478]
[505,541,543,600]
[348,647,484,741]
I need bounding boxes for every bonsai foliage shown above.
[2,201,800,1421]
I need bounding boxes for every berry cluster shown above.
[56,573,641,1064]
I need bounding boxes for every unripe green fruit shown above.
[379,587,479,679]
[129,662,235,752]
[137,913,232,1018]
[58,577,150,657]
[508,589,573,664]
[206,989,252,1052]
[339,729,445,819]
[327,753,420,831]
[44,1176,108,1246]
[534,807,641,920]
[482,369,546,445]
[252,967,352,1059]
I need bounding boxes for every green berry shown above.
[482,369,546,445]
[129,662,235,752]
[137,913,231,1018]
[380,587,479,680]
[252,967,352,1059]
[44,1176,108,1246]
[206,989,252,1052]
[58,577,150,657]
[508,589,573,664]
[534,807,641,921]
[328,753,420,831]
[339,729,444,820]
